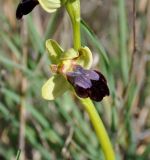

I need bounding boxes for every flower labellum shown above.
[16,0,39,19]
[66,65,109,101]
[16,0,61,19]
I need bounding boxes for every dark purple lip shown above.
[16,0,39,19]
[66,65,109,101]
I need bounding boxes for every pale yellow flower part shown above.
[42,74,70,100]
[38,0,61,13]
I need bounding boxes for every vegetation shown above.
[0,0,150,160]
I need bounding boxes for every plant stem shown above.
[72,19,81,50]
[65,0,81,50]
[66,0,115,159]
[80,98,115,160]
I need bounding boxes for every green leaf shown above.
[27,16,45,55]
[26,104,50,128]
[42,74,70,100]
[46,39,64,64]
[118,0,129,84]
[1,33,21,60]
[15,150,21,160]
[81,20,110,66]
[0,102,9,116]
[0,54,32,76]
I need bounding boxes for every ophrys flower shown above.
[42,39,109,101]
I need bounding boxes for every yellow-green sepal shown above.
[38,0,61,13]
[46,39,64,64]
[42,74,70,100]
[76,46,93,69]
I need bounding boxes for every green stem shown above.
[72,19,81,50]
[66,0,115,159]
[80,98,115,160]
[65,0,81,50]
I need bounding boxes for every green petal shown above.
[42,74,69,100]
[46,39,64,64]
[38,0,61,13]
[60,48,79,60]
[76,46,93,69]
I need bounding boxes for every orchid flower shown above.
[41,39,109,101]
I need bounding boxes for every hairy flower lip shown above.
[66,65,109,102]
[16,0,61,19]
[16,0,39,19]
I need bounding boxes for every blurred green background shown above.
[0,0,150,160]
